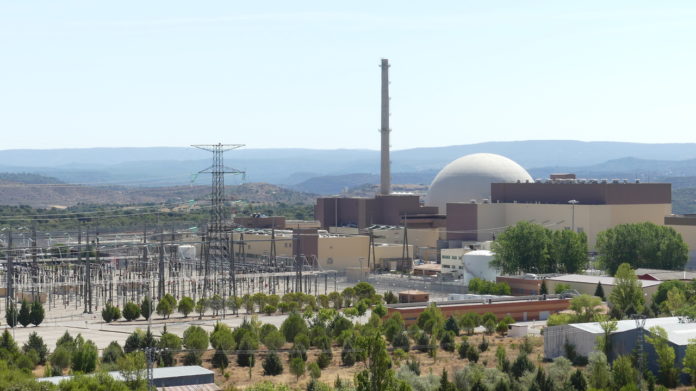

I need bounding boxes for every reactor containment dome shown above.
[425,153,533,212]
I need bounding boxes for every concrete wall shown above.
[665,223,696,270]
[544,279,660,304]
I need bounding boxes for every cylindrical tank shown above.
[463,250,497,281]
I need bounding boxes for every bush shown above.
[417,332,430,353]
[281,312,308,343]
[466,346,479,363]
[263,330,286,350]
[50,345,71,374]
[101,303,121,323]
[317,350,332,369]
[141,298,153,320]
[183,351,201,365]
[392,332,410,352]
[440,331,456,352]
[237,334,256,367]
[156,299,173,319]
[479,336,489,352]
[263,351,284,375]
[122,302,141,321]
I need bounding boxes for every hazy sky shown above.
[1,1,695,150]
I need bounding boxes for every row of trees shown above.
[100,282,380,324]
[5,299,44,328]
[491,221,688,276]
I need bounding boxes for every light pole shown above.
[568,200,579,232]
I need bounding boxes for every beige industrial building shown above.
[230,229,411,272]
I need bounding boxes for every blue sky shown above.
[1,1,695,150]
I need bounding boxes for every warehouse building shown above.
[544,274,661,304]
[545,317,696,384]
[41,365,217,390]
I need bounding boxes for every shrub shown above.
[141,298,153,320]
[237,334,256,367]
[392,332,410,352]
[458,338,470,359]
[290,357,305,380]
[479,336,489,352]
[71,340,98,373]
[183,351,201,365]
[50,345,71,374]
[341,339,356,366]
[16,353,35,372]
[263,330,286,351]
[124,331,142,353]
[101,303,121,323]
[263,351,284,376]
[122,302,141,321]
[440,331,456,352]
[466,346,479,363]
[317,349,332,369]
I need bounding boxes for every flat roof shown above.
[569,316,696,346]
[547,274,661,288]
[635,268,696,281]
[40,366,214,385]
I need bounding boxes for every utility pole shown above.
[158,228,165,300]
[568,199,579,232]
[6,230,13,310]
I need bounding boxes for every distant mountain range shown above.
[2,141,696,188]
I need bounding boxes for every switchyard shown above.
[0,143,337,320]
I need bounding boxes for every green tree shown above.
[178,296,194,318]
[212,349,229,372]
[290,357,305,380]
[101,341,124,364]
[596,222,688,275]
[71,340,98,373]
[141,297,153,320]
[611,355,639,390]
[646,326,678,387]
[183,325,209,355]
[18,300,31,327]
[29,301,44,326]
[569,368,587,391]
[237,334,256,367]
[5,303,18,328]
[308,361,321,380]
[492,221,552,274]
[117,351,147,390]
[281,312,308,342]
[156,299,173,319]
[540,280,548,295]
[158,332,182,367]
[122,302,140,321]
[416,304,445,336]
[210,322,236,351]
[683,339,696,385]
[570,294,602,322]
[661,286,687,316]
[50,345,72,375]
[594,281,606,300]
[609,263,644,318]
[459,312,480,335]
[596,316,617,358]
[22,332,48,365]
[444,316,460,336]
[355,332,402,391]
[586,351,611,389]
[550,229,589,273]
[263,330,286,351]
[195,298,208,319]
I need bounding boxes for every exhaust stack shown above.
[380,58,391,195]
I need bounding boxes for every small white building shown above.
[440,248,498,284]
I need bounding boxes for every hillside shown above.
[4,141,696,186]
[0,182,316,208]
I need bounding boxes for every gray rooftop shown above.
[547,274,661,287]
[39,365,214,385]
[569,316,696,346]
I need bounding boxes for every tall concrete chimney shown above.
[380,58,391,195]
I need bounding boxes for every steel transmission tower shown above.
[192,143,245,297]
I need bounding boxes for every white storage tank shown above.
[462,250,497,282]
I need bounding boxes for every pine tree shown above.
[594,282,606,301]
[5,304,18,328]
[30,301,45,326]
[540,280,548,295]
[18,300,31,327]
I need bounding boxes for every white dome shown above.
[425,153,533,212]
